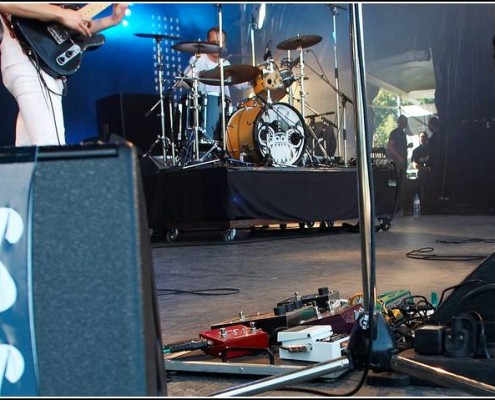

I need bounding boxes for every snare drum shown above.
[226,102,306,166]
[252,61,286,102]
[279,67,296,88]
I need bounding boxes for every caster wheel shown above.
[166,228,179,243]
[223,228,237,242]
[379,219,391,232]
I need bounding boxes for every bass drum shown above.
[226,103,306,166]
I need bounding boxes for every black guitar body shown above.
[11,13,105,78]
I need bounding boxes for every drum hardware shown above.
[277,35,322,141]
[248,3,266,67]
[199,139,223,163]
[328,4,346,164]
[135,33,182,41]
[172,41,220,54]
[216,4,228,155]
[276,35,323,51]
[198,64,261,86]
[303,59,353,166]
[136,33,181,167]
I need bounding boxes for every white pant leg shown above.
[2,58,65,146]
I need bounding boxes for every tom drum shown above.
[252,61,286,103]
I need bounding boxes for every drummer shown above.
[182,26,252,100]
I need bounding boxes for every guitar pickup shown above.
[56,44,81,66]
[48,24,70,44]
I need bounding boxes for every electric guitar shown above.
[10,3,112,78]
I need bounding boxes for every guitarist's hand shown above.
[110,3,128,26]
[88,3,129,34]
[58,8,92,36]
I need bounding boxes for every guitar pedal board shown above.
[210,304,317,341]
[277,287,341,310]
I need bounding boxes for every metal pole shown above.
[331,5,342,161]
[349,3,374,311]
[391,355,495,396]
[156,38,168,166]
[217,5,227,152]
[210,357,350,397]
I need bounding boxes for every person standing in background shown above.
[411,131,432,212]
[386,114,413,215]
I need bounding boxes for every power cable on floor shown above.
[406,247,487,261]
[436,237,495,244]
[155,288,240,296]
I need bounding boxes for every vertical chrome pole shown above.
[349,3,374,311]
[331,6,343,163]
[216,4,227,152]
[156,38,168,166]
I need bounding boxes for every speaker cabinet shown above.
[1,143,167,396]
[95,93,169,155]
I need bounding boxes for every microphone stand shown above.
[217,4,228,153]
[330,4,343,163]
[249,15,257,67]
[304,61,353,165]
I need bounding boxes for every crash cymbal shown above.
[199,64,261,86]
[134,33,181,40]
[172,41,220,54]
[276,34,323,50]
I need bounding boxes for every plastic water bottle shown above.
[413,193,421,219]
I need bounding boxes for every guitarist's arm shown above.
[0,3,92,36]
[88,3,128,34]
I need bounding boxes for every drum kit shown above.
[136,30,335,168]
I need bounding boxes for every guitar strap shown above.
[0,12,16,39]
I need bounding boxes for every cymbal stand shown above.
[330,4,343,162]
[294,43,311,151]
[217,4,228,153]
[286,50,294,107]
[142,36,169,166]
[190,57,201,161]
[303,60,353,165]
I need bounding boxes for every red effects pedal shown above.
[199,324,269,359]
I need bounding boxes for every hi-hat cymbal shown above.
[199,64,261,86]
[172,41,220,54]
[134,33,181,40]
[277,35,323,50]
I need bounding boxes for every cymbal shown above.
[276,35,323,50]
[199,64,261,86]
[134,33,181,40]
[172,41,220,54]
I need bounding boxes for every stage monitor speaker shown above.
[95,93,169,156]
[1,143,167,396]
[429,251,495,338]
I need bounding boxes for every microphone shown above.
[263,40,272,61]
[289,56,300,69]
[288,50,310,69]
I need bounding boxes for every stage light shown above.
[254,3,266,30]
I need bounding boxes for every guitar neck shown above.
[77,3,113,19]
